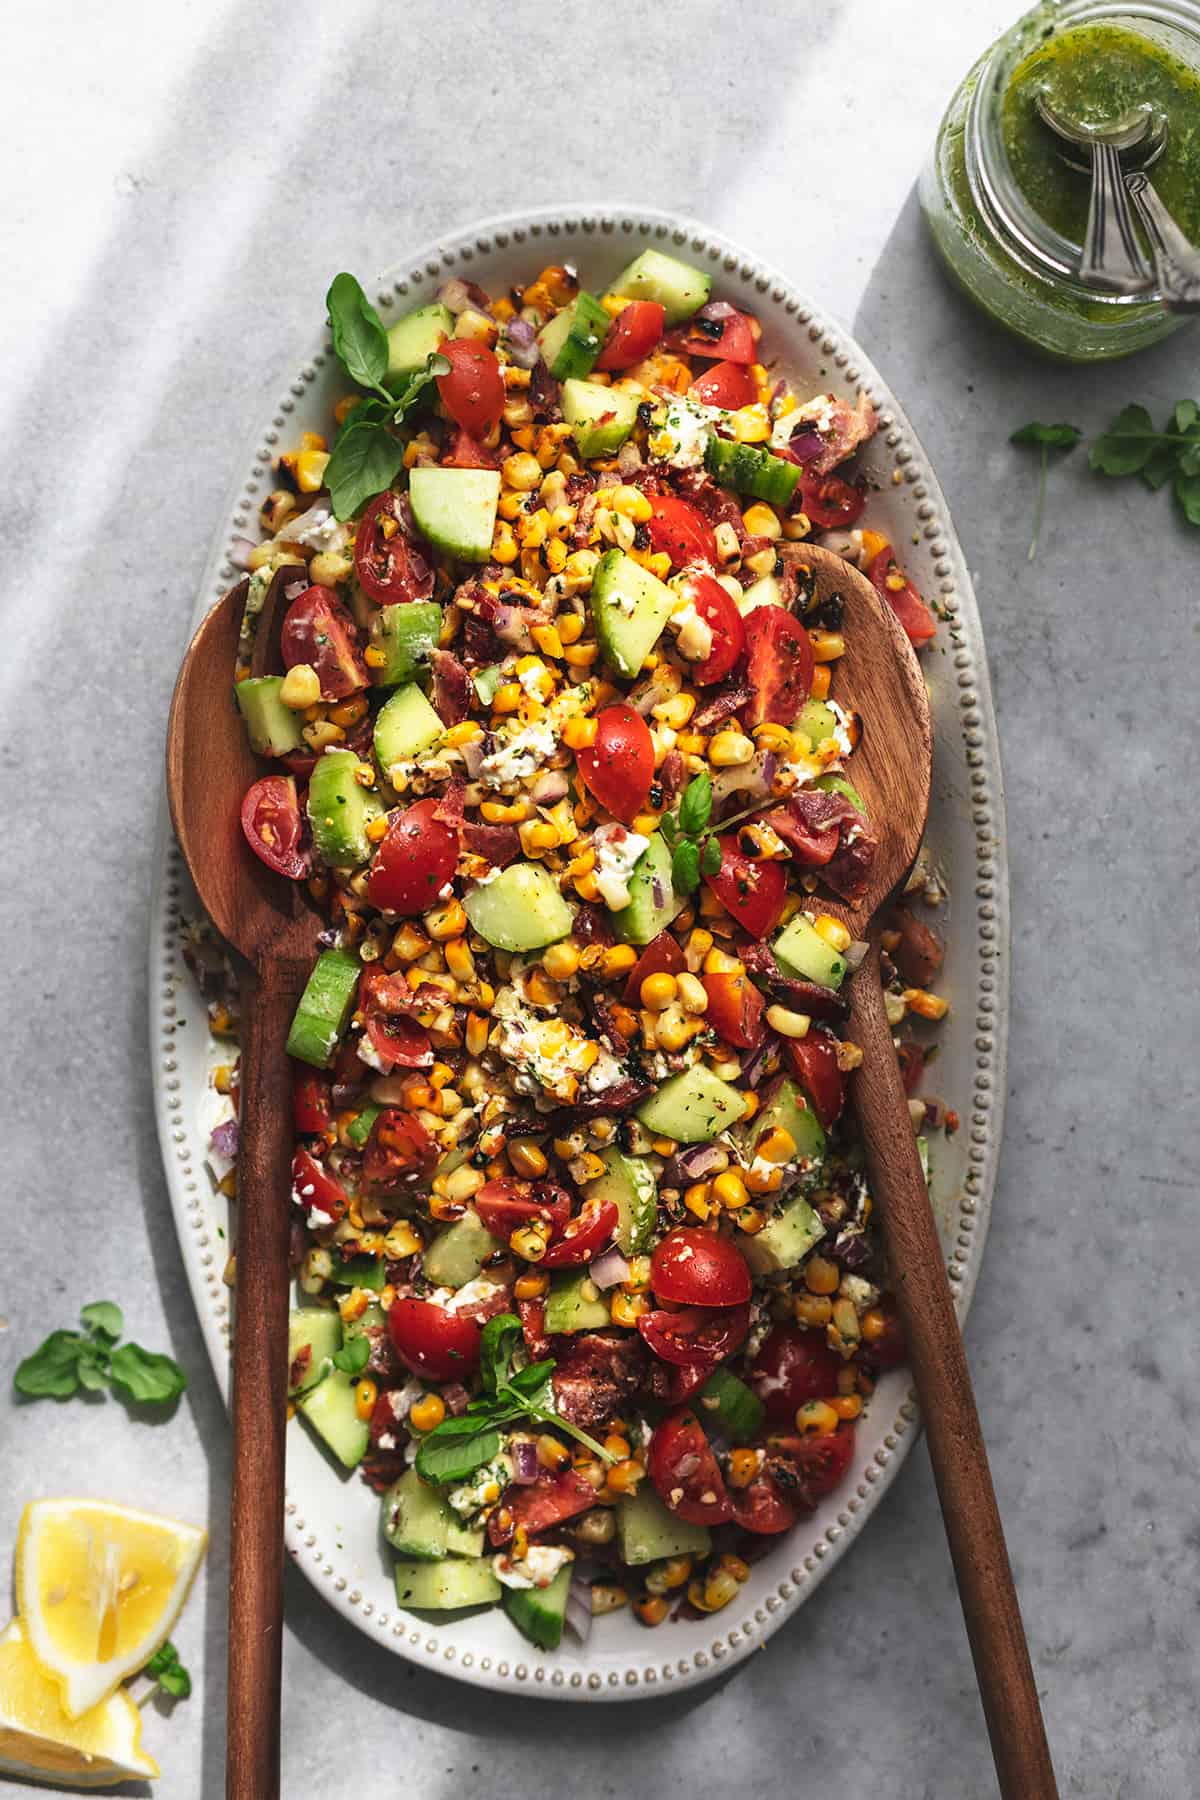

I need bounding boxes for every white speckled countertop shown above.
[2,2,1197,1794]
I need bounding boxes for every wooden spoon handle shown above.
[226,959,305,1800]
[849,946,1058,1799]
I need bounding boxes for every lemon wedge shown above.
[0,1618,159,1787]
[16,1499,207,1720]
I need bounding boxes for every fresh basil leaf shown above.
[505,1359,555,1396]
[325,421,406,522]
[480,1314,522,1395]
[1173,471,1200,526]
[1010,421,1081,450]
[1173,399,1199,434]
[14,1331,88,1399]
[1141,444,1178,490]
[80,1301,123,1344]
[678,773,712,838]
[326,273,390,399]
[334,395,391,443]
[108,1343,187,1406]
[144,1642,179,1679]
[1089,404,1157,476]
[658,811,678,846]
[391,351,451,422]
[415,1423,502,1485]
[76,1357,109,1393]
[701,834,721,875]
[332,1335,370,1375]
[1176,440,1200,478]
[157,1663,192,1700]
[671,838,700,895]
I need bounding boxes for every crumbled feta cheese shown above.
[651,396,730,469]
[827,699,855,758]
[517,658,550,698]
[282,501,347,553]
[492,986,600,1098]
[770,406,804,450]
[444,1275,508,1316]
[479,718,557,788]
[840,1274,880,1310]
[447,1453,513,1522]
[796,392,838,434]
[586,1048,626,1093]
[670,599,714,664]
[355,1034,389,1074]
[493,1543,575,1590]
[592,823,649,911]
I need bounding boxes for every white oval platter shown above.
[149,203,1009,1702]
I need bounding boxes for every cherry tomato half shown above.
[281,586,368,699]
[647,1411,733,1525]
[474,1178,571,1241]
[676,572,745,685]
[765,1425,857,1503]
[436,339,505,438]
[638,1303,751,1369]
[353,491,436,605]
[240,776,310,879]
[741,604,815,728]
[731,1466,799,1534]
[361,1107,438,1194]
[491,1468,599,1541]
[539,1197,619,1269]
[645,495,718,570]
[867,547,937,647]
[701,968,766,1050]
[860,1296,907,1372]
[749,1325,845,1424]
[690,359,758,409]
[650,1228,752,1308]
[784,1028,846,1129]
[596,299,665,371]
[366,797,459,915]
[574,704,654,825]
[666,1360,712,1404]
[702,840,787,940]
[666,309,756,365]
[799,472,866,531]
[292,1070,332,1135]
[356,968,434,1072]
[444,428,499,469]
[290,1148,349,1225]
[387,1297,481,1382]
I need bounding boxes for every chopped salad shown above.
[211,248,953,1649]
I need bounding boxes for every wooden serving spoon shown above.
[793,545,1057,1798]
[166,573,317,1800]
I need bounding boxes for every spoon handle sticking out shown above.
[849,947,1059,1800]
[1080,141,1155,293]
[1124,171,1200,311]
[225,958,309,1800]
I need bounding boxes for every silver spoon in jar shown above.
[1034,94,1159,293]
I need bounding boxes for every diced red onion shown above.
[771,377,789,404]
[505,317,541,369]
[441,1382,470,1417]
[697,299,737,321]
[230,537,257,571]
[922,1096,947,1129]
[667,1143,727,1183]
[460,738,486,779]
[531,770,569,804]
[492,603,536,650]
[439,277,482,316]
[616,440,643,476]
[565,1572,594,1644]
[788,427,825,464]
[210,1118,239,1160]
[741,1034,779,1090]
[651,878,665,909]
[675,1453,701,1478]
[843,939,870,971]
[284,577,309,603]
[589,1247,631,1290]
[511,1438,539,1484]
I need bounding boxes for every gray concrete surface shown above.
[2,1,1197,1795]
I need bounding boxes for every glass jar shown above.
[920,0,1200,360]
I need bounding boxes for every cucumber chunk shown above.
[235,675,305,757]
[794,698,838,746]
[543,1271,611,1335]
[422,1210,502,1289]
[636,1066,744,1144]
[464,862,574,952]
[739,573,782,614]
[386,302,453,381]
[814,772,867,815]
[537,292,610,380]
[287,1309,342,1397]
[772,914,848,990]
[705,435,801,507]
[394,1556,502,1611]
[373,683,444,770]
[344,1102,383,1148]
[591,549,676,679]
[612,832,679,946]
[308,749,383,866]
[328,1252,385,1291]
[408,467,500,563]
[285,949,361,1067]
[368,601,442,688]
[504,1565,573,1651]
[748,1076,826,1171]
[607,249,712,326]
[382,1469,485,1560]
[297,1367,368,1469]
[612,833,678,945]
[617,1485,712,1565]
[472,663,503,706]
[741,1193,825,1276]
[697,1366,765,1440]
[560,380,639,459]
[590,1147,657,1255]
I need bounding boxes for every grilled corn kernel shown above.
[703,946,744,977]
[730,405,771,444]
[445,938,475,980]
[796,1399,840,1435]
[833,1393,863,1420]
[563,639,599,667]
[742,502,782,538]
[540,940,580,981]
[515,1271,550,1301]
[296,449,331,492]
[510,1224,549,1262]
[425,899,467,940]
[813,914,852,952]
[810,664,832,700]
[903,987,950,1020]
[519,819,560,855]
[443,1163,484,1203]
[765,1004,811,1040]
[502,451,542,491]
[675,972,709,1015]
[610,1291,649,1328]
[708,730,755,767]
[492,522,519,564]
[353,1377,378,1421]
[795,1293,834,1330]
[810,629,846,663]
[590,1584,629,1616]
[279,664,321,710]
[712,1170,751,1210]
[508,1139,549,1179]
[683,1188,711,1221]
[727,1449,760,1489]
[755,1126,796,1164]
[610,484,653,522]
[713,521,741,563]
[804,1256,840,1296]
[640,971,678,1009]
[636,1595,670,1627]
[406,1392,445,1433]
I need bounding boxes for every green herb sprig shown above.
[1009,421,1082,560]
[144,1640,192,1701]
[322,273,450,521]
[659,773,722,894]
[413,1314,613,1487]
[1089,400,1200,523]
[14,1304,186,1408]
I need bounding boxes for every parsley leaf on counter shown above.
[14,1304,186,1408]
[144,1640,192,1701]
[1010,421,1082,560]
